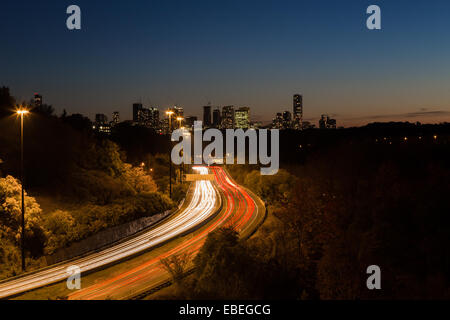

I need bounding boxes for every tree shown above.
[122,164,157,194]
[160,252,192,285]
[32,104,55,117]
[0,87,15,118]
[44,210,76,254]
[62,113,92,132]
[190,227,255,299]
[0,175,46,258]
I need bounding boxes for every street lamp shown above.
[16,108,29,272]
[166,110,174,132]
[176,116,183,129]
[166,110,175,199]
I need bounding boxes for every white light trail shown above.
[0,166,217,299]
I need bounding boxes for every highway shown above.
[0,167,218,299]
[68,166,264,300]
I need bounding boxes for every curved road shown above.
[0,167,218,299]
[68,166,264,300]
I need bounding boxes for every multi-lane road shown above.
[0,166,265,300]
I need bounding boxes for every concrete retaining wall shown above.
[45,210,171,266]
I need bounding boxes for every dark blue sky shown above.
[1,0,450,126]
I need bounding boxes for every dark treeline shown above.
[277,122,450,166]
[109,123,170,162]
[0,87,175,278]
[158,125,450,300]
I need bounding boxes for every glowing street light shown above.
[16,107,29,271]
[176,116,184,129]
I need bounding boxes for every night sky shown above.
[1,0,450,126]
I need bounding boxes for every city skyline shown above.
[15,89,450,133]
[2,0,450,126]
[1,0,450,305]
[65,93,314,131]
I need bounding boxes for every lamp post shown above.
[166,110,174,199]
[16,108,29,272]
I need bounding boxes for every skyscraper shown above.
[94,114,111,134]
[282,111,292,129]
[212,108,221,128]
[173,106,184,118]
[34,93,42,108]
[148,107,160,129]
[203,105,212,128]
[184,116,198,129]
[221,106,235,129]
[132,103,160,129]
[319,114,337,129]
[133,103,143,123]
[319,114,327,129]
[272,112,283,129]
[95,113,108,124]
[293,94,303,129]
[112,111,120,126]
[235,107,250,129]
[327,118,337,129]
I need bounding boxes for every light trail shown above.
[0,166,217,299]
[68,166,262,300]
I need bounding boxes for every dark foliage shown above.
[169,127,450,299]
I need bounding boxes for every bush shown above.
[43,210,76,255]
[0,175,47,275]
[0,176,46,256]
